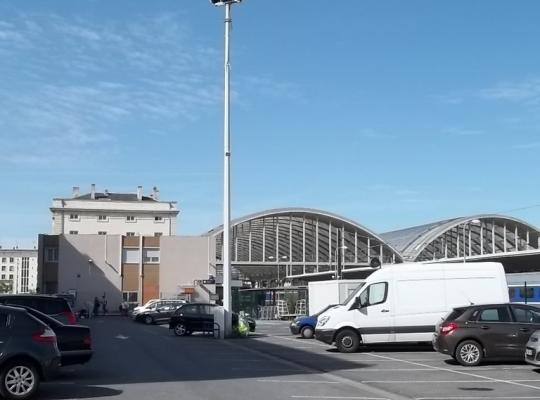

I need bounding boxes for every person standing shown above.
[93,297,100,317]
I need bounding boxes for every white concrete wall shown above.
[57,235,123,311]
[159,236,211,303]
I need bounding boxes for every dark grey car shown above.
[0,305,61,400]
[433,303,540,366]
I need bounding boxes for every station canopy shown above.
[381,214,540,262]
[205,208,403,281]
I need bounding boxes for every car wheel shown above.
[174,323,188,336]
[455,340,483,366]
[0,360,40,400]
[335,329,360,353]
[143,315,153,325]
[301,326,314,339]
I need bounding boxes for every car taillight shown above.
[83,335,92,348]
[440,322,459,335]
[64,311,77,324]
[32,327,57,343]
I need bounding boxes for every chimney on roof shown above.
[137,186,143,201]
[90,184,96,200]
[72,186,80,198]
[152,186,160,201]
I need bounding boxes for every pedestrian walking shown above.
[102,294,108,315]
[93,297,100,317]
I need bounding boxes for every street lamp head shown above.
[209,0,242,6]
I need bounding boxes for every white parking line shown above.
[364,353,540,391]
[291,396,388,399]
[257,379,340,384]
[416,397,540,400]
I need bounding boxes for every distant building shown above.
[0,249,38,294]
[50,184,179,237]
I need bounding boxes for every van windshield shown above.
[341,283,366,305]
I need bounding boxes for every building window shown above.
[21,257,29,293]
[69,214,79,220]
[8,266,13,272]
[122,291,138,304]
[1,266,4,271]
[98,215,108,222]
[9,258,13,263]
[154,232,163,237]
[98,231,107,235]
[126,232,135,237]
[69,230,78,235]
[45,248,58,262]
[154,216,163,222]
[126,216,136,222]
[0,275,4,280]
[122,249,140,263]
[1,258,5,263]
[143,248,160,263]
[8,275,13,280]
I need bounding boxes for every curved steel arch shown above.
[384,214,540,262]
[205,207,403,279]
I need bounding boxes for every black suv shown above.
[0,295,76,325]
[169,303,218,336]
[433,303,540,366]
[169,304,256,336]
[0,305,61,400]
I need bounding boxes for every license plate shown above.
[526,348,534,356]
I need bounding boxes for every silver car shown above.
[525,330,540,366]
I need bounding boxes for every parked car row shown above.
[131,299,257,336]
[0,295,93,399]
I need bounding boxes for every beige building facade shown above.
[38,234,213,311]
[50,185,179,237]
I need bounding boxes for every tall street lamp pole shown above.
[210,0,242,337]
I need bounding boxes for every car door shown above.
[509,305,540,355]
[180,305,200,331]
[0,312,11,359]
[469,306,517,359]
[352,282,394,343]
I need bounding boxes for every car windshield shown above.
[341,283,366,306]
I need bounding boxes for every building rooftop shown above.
[73,192,157,202]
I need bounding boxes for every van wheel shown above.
[455,340,483,366]
[144,315,153,325]
[301,326,314,339]
[0,360,40,400]
[335,329,360,353]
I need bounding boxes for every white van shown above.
[315,262,509,353]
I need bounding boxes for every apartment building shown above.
[37,234,214,311]
[0,249,38,294]
[50,185,179,237]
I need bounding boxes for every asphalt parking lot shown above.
[41,317,540,400]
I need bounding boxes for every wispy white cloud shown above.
[442,127,485,136]
[359,128,396,139]
[240,75,304,102]
[512,141,540,150]
[479,78,540,102]
[0,11,224,166]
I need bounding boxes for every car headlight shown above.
[318,316,330,327]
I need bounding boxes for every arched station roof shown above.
[381,214,540,262]
[205,208,402,279]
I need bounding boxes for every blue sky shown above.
[1,1,540,248]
